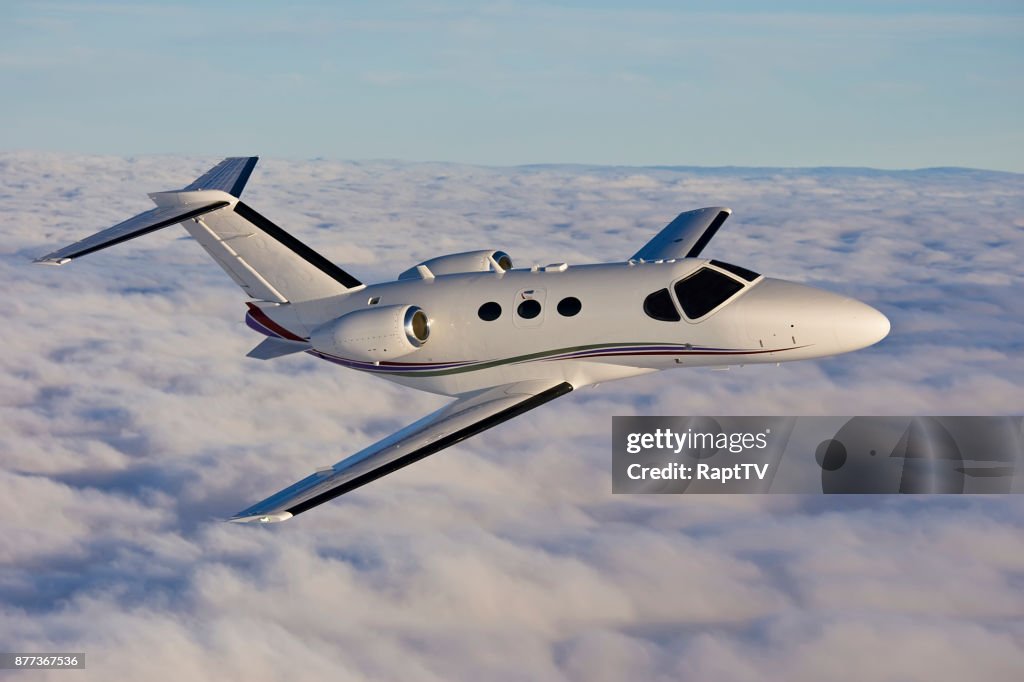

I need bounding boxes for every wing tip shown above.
[227,511,294,524]
[33,256,71,266]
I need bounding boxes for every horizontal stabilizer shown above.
[246,337,312,360]
[35,200,229,265]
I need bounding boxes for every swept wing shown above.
[231,380,574,523]
[632,207,731,262]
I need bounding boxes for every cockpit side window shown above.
[709,259,760,282]
[643,288,681,321]
[674,268,744,319]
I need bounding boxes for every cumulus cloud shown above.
[1,153,1023,680]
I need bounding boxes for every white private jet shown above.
[37,157,890,522]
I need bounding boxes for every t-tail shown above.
[35,157,363,303]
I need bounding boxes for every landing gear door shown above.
[512,287,547,328]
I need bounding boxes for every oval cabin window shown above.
[517,299,542,319]
[478,301,502,321]
[557,296,582,317]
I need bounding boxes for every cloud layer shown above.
[2,154,1023,680]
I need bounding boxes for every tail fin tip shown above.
[182,156,259,197]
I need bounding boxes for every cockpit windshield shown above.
[673,268,744,319]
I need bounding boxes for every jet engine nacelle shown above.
[310,304,430,362]
[398,249,512,280]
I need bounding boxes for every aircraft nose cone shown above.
[835,298,890,351]
[729,278,889,359]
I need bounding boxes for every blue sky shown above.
[1,1,1022,170]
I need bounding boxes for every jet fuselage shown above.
[250,258,889,397]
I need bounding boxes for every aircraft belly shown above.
[372,359,653,396]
